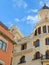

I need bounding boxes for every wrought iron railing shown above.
[32,55,49,60]
[41,55,49,60]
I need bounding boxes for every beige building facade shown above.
[10,4,49,65]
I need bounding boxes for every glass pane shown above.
[38,27,41,34]
[36,52,40,59]
[21,56,25,63]
[36,40,40,47]
[35,29,37,36]
[0,40,2,49]
[2,42,7,51]
[43,26,46,33]
[48,26,49,33]
[46,38,49,45]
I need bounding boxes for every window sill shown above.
[18,61,26,65]
[32,57,41,60]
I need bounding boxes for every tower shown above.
[38,4,49,20]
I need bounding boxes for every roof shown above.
[0,21,17,44]
[0,21,8,30]
[0,30,17,45]
[42,4,49,9]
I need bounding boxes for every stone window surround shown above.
[34,25,49,36]
[0,37,8,52]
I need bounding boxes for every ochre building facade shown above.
[11,4,49,65]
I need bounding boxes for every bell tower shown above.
[38,4,49,20]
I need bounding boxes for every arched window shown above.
[43,25,46,33]
[20,56,25,63]
[34,39,40,47]
[34,29,37,36]
[34,52,40,59]
[38,27,41,34]
[45,38,49,45]
[46,50,49,59]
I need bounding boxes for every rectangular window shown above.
[46,39,49,45]
[34,40,40,47]
[2,42,7,51]
[38,27,41,34]
[21,44,27,50]
[43,26,46,33]
[0,40,2,49]
[36,40,40,47]
[0,40,7,51]
[48,26,49,33]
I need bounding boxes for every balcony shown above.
[13,48,33,56]
[41,55,49,62]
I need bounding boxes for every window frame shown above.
[21,43,27,50]
[45,38,49,45]
[46,50,49,59]
[20,56,26,63]
[34,29,37,36]
[34,52,40,59]
[38,27,41,34]
[34,39,40,47]
[48,26,49,33]
[0,40,7,52]
[43,25,46,33]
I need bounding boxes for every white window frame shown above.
[0,37,8,52]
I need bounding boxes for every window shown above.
[43,25,46,33]
[11,29,14,33]
[0,40,2,49]
[2,42,7,51]
[34,40,40,47]
[0,60,4,65]
[46,50,49,59]
[0,40,7,51]
[21,44,27,50]
[46,26,49,33]
[38,27,41,34]
[20,56,25,63]
[35,29,37,36]
[45,38,49,45]
[0,64,3,65]
[34,52,40,59]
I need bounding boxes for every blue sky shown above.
[0,0,49,36]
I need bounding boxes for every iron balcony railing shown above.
[41,55,49,60]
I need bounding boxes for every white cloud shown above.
[8,21,13,26]
[14,15,38,25]
[21,15,38,25]
[46,2,49,6]
[26,15,38,24]
[28,9,38,13]
[14,18,20,22]
[13,0,28,9]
